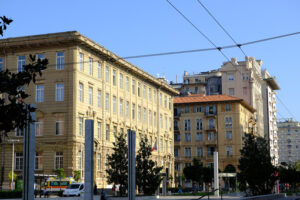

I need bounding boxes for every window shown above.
[106,125,110,141]
[174,120,179,130]
[120,99,123,116]
[243,87,247,95]
[226,146,233,156]
[105,93,109,111]
[225,117,232,129]
[15,152,23,170]
[55,152,63,169]
[112,69,116,86]
[174,148,179,157]
[148,88,152,101]
[185,133,191,142]
[197,147,203,157]
[206,105,216,115]
[0,57,3,72]
[105,66,109,83]
[143,108,147,123]
[164,95,167,108]
[36,85,44,103]
[126,101,129,117]
[35,119,44,136]
[175,163,181,171]
[242,73,249,80]
[56,52,64,70]
[35,152,42,170]
[132,103,135,119]
[37,53,45,61]
[17,56,25,72]
[159,93,162,105]
[184,119,191,131]
[79,53,83,71]
[165,116,167,129]
[78,117,83,136]
[184,107,189,113]
[97,122,101,139]
[89,58,93,75]
[113,126,117,143]
[56,115,64,135]
[229,88,235,96]
[56,83,64,101]
[169,117,172,131]
[97,153,101,171]
[196,119,202,130]
[169,98,172,110]
[113,96,116,113]
[153,90,157,103]
[154,112,157,126]
[143,85,146,98]
[15,128,24,137]
[226,131,232,140]
[126,76,129,92]
[196,132,203,141]
[138,106,141,121]
[184,147,191,157]
[77,151,82,170]
[208,132,212,141]
[119,73,123,88]
[97,62,102,78]
[138,82,141,96]
[97,90,101,108]
[79,83,83,102]
[160,114,163,128]
[174,133,180,142]
[225,104,231,111]
[88,87,93,105]
[132,79,136,94]
[149,110,152,126]
[228,73,234,81]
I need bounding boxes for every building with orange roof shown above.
[173,94,256,187]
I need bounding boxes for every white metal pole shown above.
[11,142,14,190]
[214,151,219,197]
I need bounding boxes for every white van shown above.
[63,183,84,197]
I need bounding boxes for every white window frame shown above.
[88,87,93,105]
[55,83,64,101]
[97,62,102,78]
[36,85,44,103]
[79,53,83,71]
[56,52,64,70]
[105,93,109,111]
[89,57,93,75]
[17,56,25,72]
[55,152,63,169]
[35,119,43,136]
[97,90,101,108]
[79,83,83,102]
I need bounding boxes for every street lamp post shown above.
[7,139,20,190]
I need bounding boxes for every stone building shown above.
[173,94,256,186]
[278,119,300,164]
[0,31,178,189]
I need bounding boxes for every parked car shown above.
[63,183,84,197]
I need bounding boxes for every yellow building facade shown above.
[0,31,178,189]
[173,94,255,186]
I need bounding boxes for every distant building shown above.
[173,94,256,187]
[278,119,300,164]
[262,70,280,165]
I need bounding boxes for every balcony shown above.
[206,126,217,132]
[205,112,217,117]
[206,140,217,145]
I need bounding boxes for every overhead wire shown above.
[276,96,296,120]
[195,0,247,57]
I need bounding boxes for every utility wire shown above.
[277,96,296,120]
[122,31,300,59]
[195,0,247,57]
[165,0,231,62]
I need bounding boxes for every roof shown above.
[0,31,179,96]
[174,94,255,112]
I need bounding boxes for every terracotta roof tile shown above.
[174,94,242,104]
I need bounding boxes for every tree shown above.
[237,134,277,196]
[8,170,17,182]
[55,168,65,179]
[136,136,163,195]
[106,132,128,196]
[183,159,204,186]
[0,16,48,188]
[73,170,81,182]
[278,163,300,192]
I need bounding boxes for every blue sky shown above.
[1,0,300,121]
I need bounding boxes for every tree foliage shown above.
[106,132,128,196]
[183,158,213,187]
[8,171,17,181]
[237,134,277,196]
[55,168,65,179]
[278,163,300,192]
[0,16,13,37]
[73,170,81,182]
[136,136,163,195]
